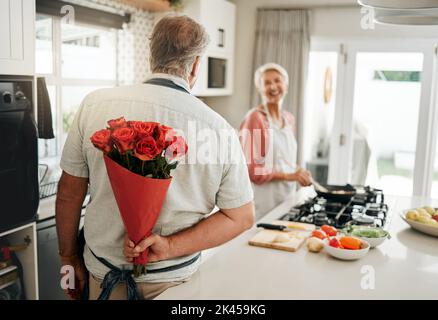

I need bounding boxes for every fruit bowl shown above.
[323,237,370,260]
[401,210,438,238]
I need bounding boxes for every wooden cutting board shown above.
[248,221,315,252]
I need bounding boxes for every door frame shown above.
[308,40,346,185]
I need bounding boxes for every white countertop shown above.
[156,194,438,300]
[37,195,90,221]
[37,196,57,221]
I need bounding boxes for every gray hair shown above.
[254,63,289,91]
[149,15,210,78]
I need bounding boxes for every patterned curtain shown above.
[251,9,310,165]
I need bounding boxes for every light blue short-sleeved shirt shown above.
[60,73,253,282]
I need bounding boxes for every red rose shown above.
[165,136,188,160]
[127,120,140,127]
[111,127,136,154]
[90,129,112,153]
[107,117,127,129]
[158,125,177,148]
[134,136,161,161]
[131,121,158,138]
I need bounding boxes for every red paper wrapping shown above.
[104,155,171,266]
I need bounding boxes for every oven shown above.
[0,75,39,232]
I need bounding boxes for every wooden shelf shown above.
[118,0,171,12]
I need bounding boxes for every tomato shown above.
[339,236,362,250]
[329,237,343,249]
[321,225,337,237]
[311,230,327,240]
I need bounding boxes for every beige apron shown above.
[252,107,298,220]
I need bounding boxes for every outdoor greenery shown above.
[378,158,438,179]
[373,70,421,82]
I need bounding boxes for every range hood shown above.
[358,0,438,25]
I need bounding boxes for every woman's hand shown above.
[123,233,172,263]
[285,168,312,186]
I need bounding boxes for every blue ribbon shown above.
[98,267,140,301]
[90,249,141,301]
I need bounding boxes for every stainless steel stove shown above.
[280,186,389,228]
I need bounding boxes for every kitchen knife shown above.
[256,223,305,232]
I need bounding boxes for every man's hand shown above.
[123,234,172,263]
[60,254,88,300]
[124,202,254,263]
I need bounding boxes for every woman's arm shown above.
[239,110,274,184]
[271,169,312,186]
[239,110,311,185]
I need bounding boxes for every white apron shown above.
[252,107,298,220]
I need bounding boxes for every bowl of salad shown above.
[343,225,390,248]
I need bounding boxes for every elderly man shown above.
[56,15,254,300]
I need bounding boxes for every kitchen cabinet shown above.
[0,223,39,300]
[183,0,236,96]
[184,0,235,55]
[0,0,35,76]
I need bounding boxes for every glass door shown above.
[351,52,423,195]
[335,41,437,197]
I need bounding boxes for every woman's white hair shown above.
[254,63,289,91]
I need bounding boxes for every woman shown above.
[239,63,312,219]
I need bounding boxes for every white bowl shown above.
[401,211,438,238]
[323,238,370,260]
[354,236,387,248]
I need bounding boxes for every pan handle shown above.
[335,197,354,222]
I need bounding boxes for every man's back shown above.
[60,74,253,282]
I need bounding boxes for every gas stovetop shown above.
[280,186,389,228]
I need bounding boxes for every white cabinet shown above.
[0,223,39,300]
[0,0,35,75]
[183,0,235,96]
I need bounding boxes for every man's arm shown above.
[56,170,89,299]
[56,171,88,256]
[124,201,255,262]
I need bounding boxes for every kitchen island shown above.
[156,194,438,299]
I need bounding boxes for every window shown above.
[36,14,117,158]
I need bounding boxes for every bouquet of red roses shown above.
[90,117,187,277]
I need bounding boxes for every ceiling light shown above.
[358,0,438,25]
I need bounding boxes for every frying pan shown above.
[315,184,356,203]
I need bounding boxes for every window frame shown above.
[36,14,118,157]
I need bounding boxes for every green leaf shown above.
[168,162,178,170]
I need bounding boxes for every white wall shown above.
[205,0,438,128]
